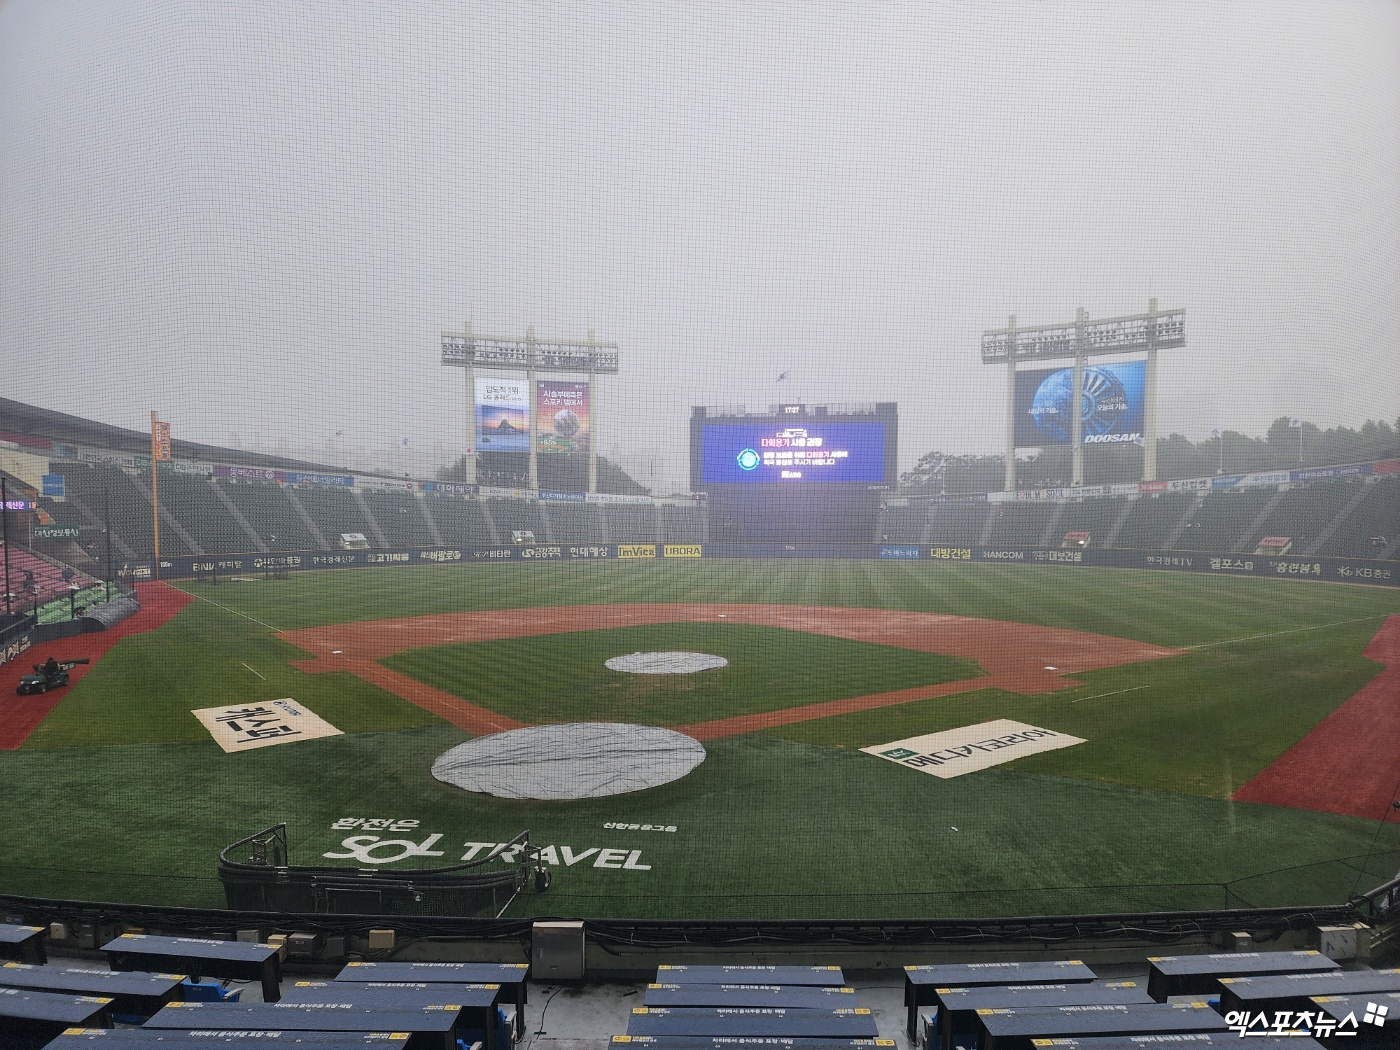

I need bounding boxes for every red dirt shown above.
[279,604,1180,739]
[0,582,194,750]
[1233,615,1400,821]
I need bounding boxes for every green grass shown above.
[23,599,441,748]
[2,729,1397,918]
[0,560,1395,918]
[381,623,982,726]
[770,615,1386,797]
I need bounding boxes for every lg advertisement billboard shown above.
[475,375,530,451]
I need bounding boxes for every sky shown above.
[1,0,1397,490]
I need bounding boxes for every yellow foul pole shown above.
[150,410,162,579]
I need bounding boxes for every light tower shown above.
[440,325,619,492]
[981,298,1185,490]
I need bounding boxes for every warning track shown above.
[0,583,194,750]
[1234,615,1400,821]
[279,604,1180,739]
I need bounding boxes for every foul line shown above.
[165,584,283,633]
[241,662,266,680]
[1070,685,1149,704]
[1184,615,1387,651]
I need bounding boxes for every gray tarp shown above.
[604,651,728,674]
[432,722,707,800]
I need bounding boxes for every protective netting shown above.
[432,722,707,800]
[604,651,729,674]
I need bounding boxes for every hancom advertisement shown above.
[536,380,590,454]
[700,422,887,484]
[475,376,530,451]
[1013,360,1145,447]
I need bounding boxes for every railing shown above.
[217,823,549,918]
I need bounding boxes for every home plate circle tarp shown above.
[604,651,728,674]
[432,723,707,800]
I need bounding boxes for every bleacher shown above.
[0,547,97,609]
[156,473,254,555]
[546,501,604,544]
[362,489,436,548]
[1114,492,1193,550]
[424,493,496,546]
[660,502,706,544]
[1172,489,1274,552]
[605,503,658,543]
[879,504,926,543]
[1251,481,1357,555]
[925,503,988,547]
[1056,497,1126,547]
[987,501,1056,547]
[221,480,323,552]
[486,499,546,547]
[293,486,376,547]
[60,463,159,558]
[1315,477,1399,558]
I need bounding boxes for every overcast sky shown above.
[2,0,1396,489]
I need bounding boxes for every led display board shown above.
[1013,360,1145,447]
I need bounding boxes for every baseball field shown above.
[2,558,1398,920]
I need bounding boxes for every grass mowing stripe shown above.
[4,560,1394,918]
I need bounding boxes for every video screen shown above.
[700,422,887,484]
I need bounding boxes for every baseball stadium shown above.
[3,6,1400,1033]
[1,369,1398,935]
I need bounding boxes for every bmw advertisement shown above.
[699,422,887,484]
[1013,360,1146,447]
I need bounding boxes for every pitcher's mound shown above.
[432,722,707,800]
[605,651,728,674]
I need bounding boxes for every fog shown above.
[2,1,1396,489]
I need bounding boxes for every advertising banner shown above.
[700,422,887,484]
[1292,463,1373,483]
[475,375,530,451]
[421,481,479,496]
[41,474,65,497]
[192,699,342,753]
[152,420,172,461]
[862,720,1085,779]
[1013,360,1146,447]
[35,525,80,539]
[536,380,590,454]
[214,464,283,482]
[284,471,354,487]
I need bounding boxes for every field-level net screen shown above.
[3,558,1398,921]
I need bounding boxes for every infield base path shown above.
[281,604,1179,739]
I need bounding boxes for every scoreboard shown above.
[691,404,897,491]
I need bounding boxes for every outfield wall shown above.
[138,542,1400,587]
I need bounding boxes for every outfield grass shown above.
[1,560,1396,919]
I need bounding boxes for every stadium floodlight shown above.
[982,298,1185,489]
[440,323,620,492]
